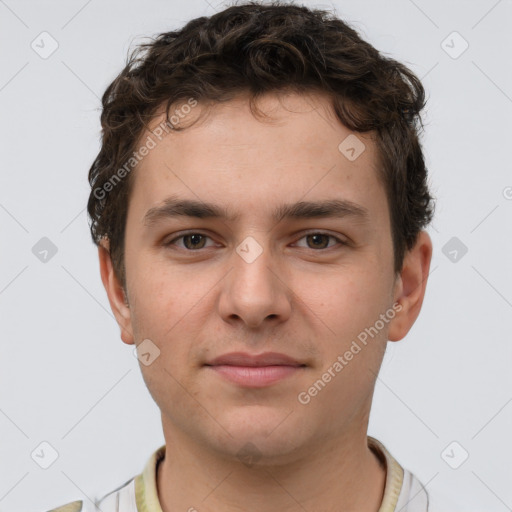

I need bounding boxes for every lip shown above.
[204,352,306,388]
[205,351,304,367]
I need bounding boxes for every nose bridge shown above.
[218,233,291,327]
[235,234,273,288]
[233,233,275,298]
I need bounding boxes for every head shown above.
[90,2,434,463]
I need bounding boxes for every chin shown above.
[214,434,304,467]
[212,410,307,461]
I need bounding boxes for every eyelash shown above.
[164,231,348,251]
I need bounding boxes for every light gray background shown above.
[1,0,511,510]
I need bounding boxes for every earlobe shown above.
[98,239,135,345]
[387,230,433,342]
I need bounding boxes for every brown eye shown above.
[294,232,345,250]
[165,233,213,250]
[306,234,331,249]
[182,234,207,249]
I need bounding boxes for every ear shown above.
[98,238,135,345]
[388,230,433,342]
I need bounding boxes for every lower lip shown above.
[206,365,303,387]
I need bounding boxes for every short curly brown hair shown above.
[87,0,434,291]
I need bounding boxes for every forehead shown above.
[128,91,386,224]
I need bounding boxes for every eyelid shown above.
[164,231,218,249]
[292,230,349,248]
[164,230,349,250]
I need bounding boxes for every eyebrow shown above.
[143,195,370,227]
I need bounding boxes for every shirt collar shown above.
[134,436,404,512]
[368,436,405,512]
[134,444,165,512]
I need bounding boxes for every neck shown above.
[156,425,386,512]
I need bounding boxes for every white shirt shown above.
[46,436,457,512]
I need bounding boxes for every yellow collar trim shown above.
[135,436,404,512]
[134,444,165,512]
[368,436,405,512]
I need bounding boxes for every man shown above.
[47,1,457,510]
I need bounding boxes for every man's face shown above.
[116,92,402,462]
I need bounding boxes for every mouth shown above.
[204,351,307,388]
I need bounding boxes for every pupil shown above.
[309,234,327,248]
[186,234,204,249]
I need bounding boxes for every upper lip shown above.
[205,352,305,367]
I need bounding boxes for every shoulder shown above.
[43,477,136,512]
[398,469,464,512]
[44,502,85,512]
[394,469,429,511]
[44,500,97,512]
[428,488,466,512]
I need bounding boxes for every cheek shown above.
[128,266,217,370]
[130,280,204,407]
[128,275,187,357]
[130,261,200,319]
[300,266,391,359]
[304,268,379,323]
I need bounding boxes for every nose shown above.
[217,236,292,330]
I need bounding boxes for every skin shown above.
[99,90,432,512]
